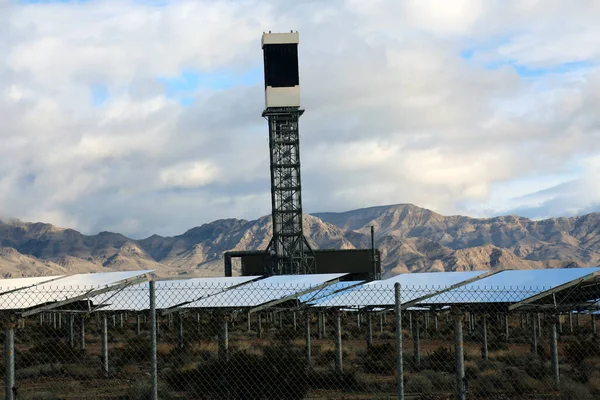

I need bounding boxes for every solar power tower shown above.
[261,31,315,275]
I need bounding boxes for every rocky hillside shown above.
[1,204,599,278]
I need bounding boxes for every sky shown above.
[1,0,599,238]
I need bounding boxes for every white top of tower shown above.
[262,31,299,48]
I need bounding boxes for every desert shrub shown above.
[111,337,152,368]
[405,374,434,394]
[274,326,301,342]
[421,369,452,392]
[523,356,549,379]
[487,337,508,352]
[379,331,394,340]
[315,348,349,367]
[565,359,599,384]
[424,346,454,373]
[306,370,363,391]
[18,341,86,367]
[166,345,309,399]
[473,369,514,396]
[588,370,600,396]
[564,338,600,364]
[345,324,361,339]
[502,366,542,395]
[125,382,176,400]
[361,342,396,374]
[23,393,61,400]
[559,378,594,400]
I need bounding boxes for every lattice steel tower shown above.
[262,31,315,275]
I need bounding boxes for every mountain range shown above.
[0,204,599,279]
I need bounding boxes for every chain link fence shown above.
[1,281,599,399]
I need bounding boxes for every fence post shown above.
[101,313,109,377]
[394,283,404,400]
[80,314,86,351]
[149,280,158,400]
[318,312,323,339]
[531,314,538,354]
[412,314,420,367]
[453,307,466,400]
[4,322,15,400]
[257,313,262,339]
[218,314,229,361]
[550,316,560,387]
[569,312,573,333]
[505,314,510,340]
[178,313,184,349]
[481,314,488,360]
[334,311,343,373]
[305,311,311,364]
[68,313,74,347]
[367,312,373,347]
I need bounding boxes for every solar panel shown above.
[93,276,262,311]
[419,267,600,306]
[183,273,347,309]
[0,270,152,312]
[314,271,490,308]
[299,281,364,304]
[0,276,64,294]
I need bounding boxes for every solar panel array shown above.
[313,270,492,308]
[419,267,600,307]
[182,273,348,309]
[0,275,64,294]
[0,267,598,314]
[0,270,152,311]
[93,276,261,311]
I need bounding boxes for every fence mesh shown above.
[0,281,599,399]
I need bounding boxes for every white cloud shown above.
[159,161,220,189]
[0,0,599,237]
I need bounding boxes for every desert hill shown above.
[1,204,598,278]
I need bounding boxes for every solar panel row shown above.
[0,267,598,314]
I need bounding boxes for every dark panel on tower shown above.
[263,44,299,88]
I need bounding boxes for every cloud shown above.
[159,161,220,189]
[0,0,599,238]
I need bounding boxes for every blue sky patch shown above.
[481,59,596,77]
[18,0,89,4]
[512,60,596,77]
[91,84,108,106]
[460,37,595,78]
[158,67,262,105]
